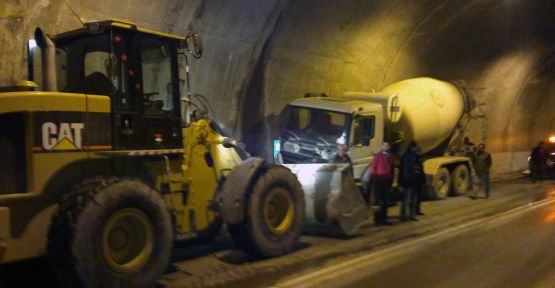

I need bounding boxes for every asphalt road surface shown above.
[276,191,555,288]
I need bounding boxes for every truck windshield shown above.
[282,106,350,143]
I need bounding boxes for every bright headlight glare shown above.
[283,141,301,153]
[320,149,330,159]
[293,143,301,153]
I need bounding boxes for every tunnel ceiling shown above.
[1,0,554,173]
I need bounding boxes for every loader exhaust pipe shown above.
[34,28,57,91]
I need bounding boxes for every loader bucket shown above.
[283,163,370,236]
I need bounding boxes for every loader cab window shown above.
[82,50,115,96]
[140,39,177,115]
[352,116,375,146]
[54,33,121,97]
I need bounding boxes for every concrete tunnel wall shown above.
[1,0,554,175]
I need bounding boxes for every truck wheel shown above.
[48,177,173,288]
[229,165,304,258]
[451,165,470,195]
[428,167,451,200]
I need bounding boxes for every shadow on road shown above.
[0,257,58,288]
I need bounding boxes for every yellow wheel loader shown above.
[0,20,307,288]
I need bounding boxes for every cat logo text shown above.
[41,122,84,150]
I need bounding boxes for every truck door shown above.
[349,114,377,178]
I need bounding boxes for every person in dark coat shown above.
[371,142,394,225]
[330,143,353,175]
[330,136,352,165]
[399,141,424,221]
[414,146,425,216]
[472,143,492,199]
[529,141,546,182]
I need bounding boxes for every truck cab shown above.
[277,96,384,179]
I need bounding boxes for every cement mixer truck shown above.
[275,77,473,200]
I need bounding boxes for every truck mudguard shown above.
[423,156,471,175]
[215,157,266,225]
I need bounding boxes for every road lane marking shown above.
[275,196,555,287]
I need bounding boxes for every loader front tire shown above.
[48,177,173,288]
[229,165,304,258]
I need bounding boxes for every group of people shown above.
[369,141,425,225]
[331,137,493,226]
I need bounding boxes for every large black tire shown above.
[451,165,471,196]
[229,165,304,258]
[427,167,451,200]
[48,177,173,288]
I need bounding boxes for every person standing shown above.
[371,142,394,225]
[414,145,426,216]
[472,143,492,199]
[529,141,546,183]
[330,140,354,176]
[330,143,352,164]
[399,141,424,221]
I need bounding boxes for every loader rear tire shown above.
[47,177,173,288]
[229,165,304,258]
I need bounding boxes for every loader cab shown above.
[30,20,194,150]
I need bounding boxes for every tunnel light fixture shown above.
[549,136,555,143]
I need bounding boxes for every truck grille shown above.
[0,113,26,194]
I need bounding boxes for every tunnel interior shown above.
[1,0,554,174]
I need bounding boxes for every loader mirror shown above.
[180,33,203,59]
[191,33,202,57]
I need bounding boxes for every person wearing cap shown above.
[330,134,353,175]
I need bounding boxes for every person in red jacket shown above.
[371,142,395,225]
